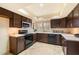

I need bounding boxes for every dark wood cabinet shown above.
[66,18,73,28]
[9,13,22,28]
[51,18,66,28]
[0,7,13,18]
[37,33,61,45]
[66,41,79,55]
[50,4,79,28]
[72,17,79,27]
[66,4,79,28]
[9,36,25,54]
[22,16,32,23]
[37,33,48,43]
[33,34,37,43]
[62,39,79,55]
[0,7,32,28]
[51,19,60,28]
[61,34,79,55]
[60,18,66,28]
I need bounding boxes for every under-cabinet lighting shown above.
[18,9,29,15]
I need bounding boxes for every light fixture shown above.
[18,9,29,15]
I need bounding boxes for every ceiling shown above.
[0,3,78,20]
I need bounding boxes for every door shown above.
[0,17,9,54]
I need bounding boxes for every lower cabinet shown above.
[61,37,79,55]
[9,34,37,55]
[37,33,48,43]
[9,36,25,54]
[37,33,61,45]
[66,41,79,55]
[33,34,37,43]
[48,34,59,45]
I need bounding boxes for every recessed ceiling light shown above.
[40,3,44,7]
[18,9,29,15]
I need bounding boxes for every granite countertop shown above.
[10,32,79,42]
[10,34,26,37]
[31,32,79,42]
[29,32,62,34]
[61,34,79,42]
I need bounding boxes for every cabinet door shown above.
[51,19,60,28]
[9,37,17,54]
[66,41,79,55]
[60,18,66,28]
[72,17,79,27]
[13,13,22,28]
[22,17,32,23]
[66,19,73,28]
[17,37,25,53]
[33,34,37,42]
[37,33,48,43]
[0,7,13,18]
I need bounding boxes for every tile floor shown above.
[18,42,64,55]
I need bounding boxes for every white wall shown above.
[0,17,9,54]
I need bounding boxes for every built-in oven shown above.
[18,30,33,49]
[22,21,31,28]
[24,34,33,48]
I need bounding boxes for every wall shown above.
[69,28,79,34]
[32,17,52,32]
[0,17,9,54]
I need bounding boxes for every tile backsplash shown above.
[51,28,71,33]
[9,27,19,36]
[69,28,79,34]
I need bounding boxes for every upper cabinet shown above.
[0,7,13,18]
[66,12,73,28]
[51,18,66,28]
[0,7,32,28]
[9,13,22,28]
[66,4,79,28]
[22,16,32,23]
[51,19,60,28]
[60,18,66,28]
[10,13,32,28]
[51,4,79,28]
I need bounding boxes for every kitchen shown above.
[0,3,79,55]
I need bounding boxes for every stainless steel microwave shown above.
[22,21,31,28]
